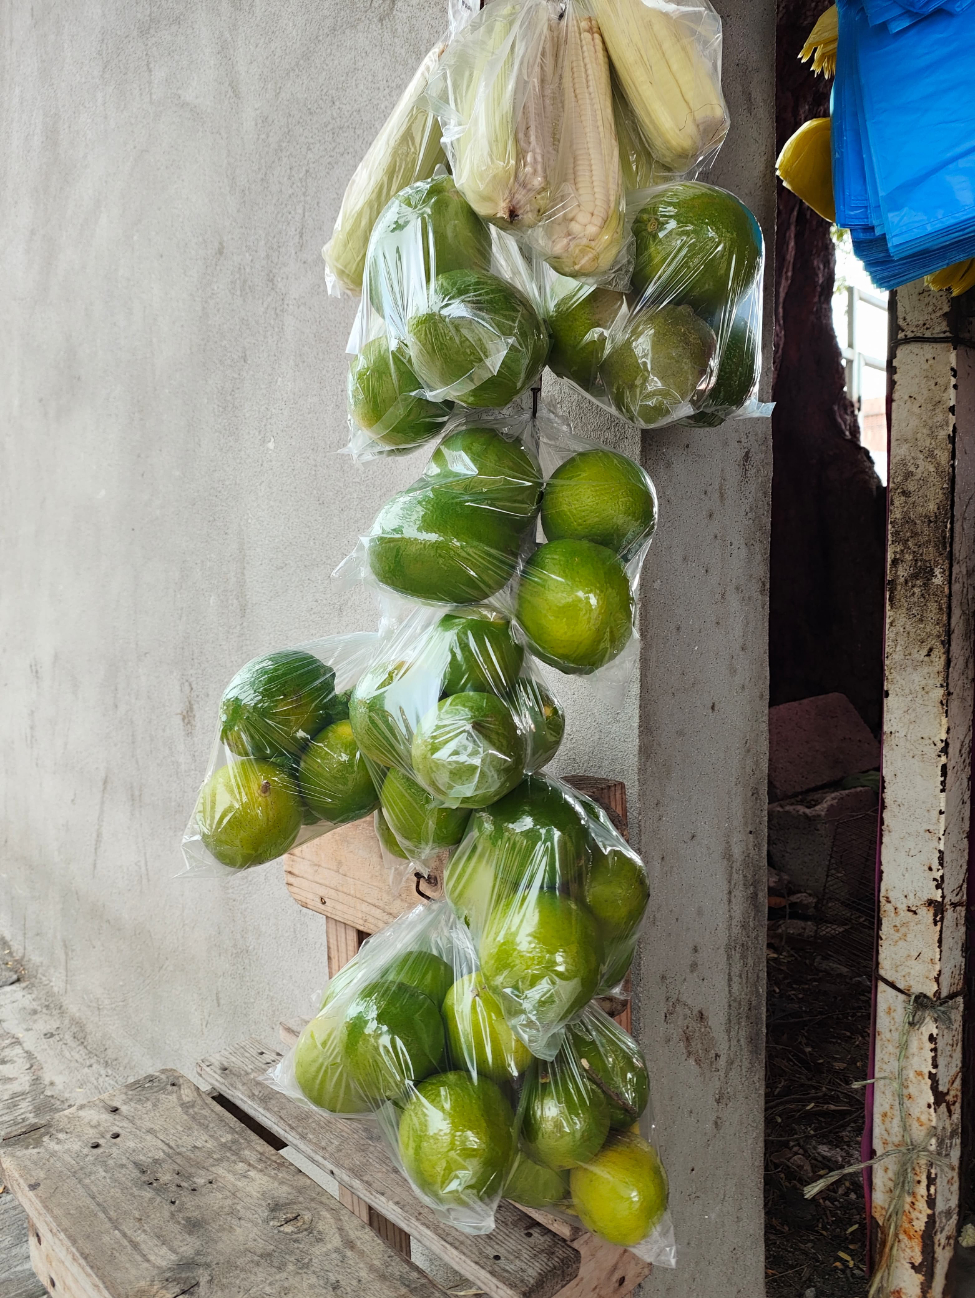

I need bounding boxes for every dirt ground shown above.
[764,932,873,1295]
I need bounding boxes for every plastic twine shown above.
[803,991,954,1298]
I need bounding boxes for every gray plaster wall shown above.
[0,2,771,1295]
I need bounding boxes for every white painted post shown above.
[872,281,975,1295]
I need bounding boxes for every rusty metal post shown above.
[872,281,975,1295]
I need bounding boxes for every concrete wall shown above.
[0,2,771,1295]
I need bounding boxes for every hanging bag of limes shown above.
[180,632,380,875]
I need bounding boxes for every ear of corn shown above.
[776,117,835,223]
[591,0,729,174]
[799,5,838,78]
[544,12,625,277]
[323,44,446,295]
[613,74,662,192]
[926,259,975,296]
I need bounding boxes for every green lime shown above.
[367,483,522,604]
[219,650,336,763]
[631,182,762,318]
[510,678,565,771]
[569,1132,669,1246]
[600,304,716,428]
[380,766,472,856]
[342,980,445,1101]
[565,1015,649,1130]
[473,775,589,892]
[443,973,533,1084]
[423,427,542,520]
[547,285,627,391]
[480,892,602,1048]
[541,450,656,558]
[375,807,409,859]
[523,1058,611,1170]
[411,692,526,808]
[684,314,759,426]
[398,1071,515,1208]
[196,760,302,869]
[432,609,524,695]
[585,836,649,947]
[349,662,411,769]
[504,1151,568,1209]
[348,336,452,451]
[319,961,361,1012]
[407,270,550,408]
[293,1011,372,1113]
[297,719,378,825]
[516,541,633,674]
[383,951,455,1007]
[444,831,509,933]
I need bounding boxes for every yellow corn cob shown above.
[323,44,446,294]
[613,76,663,192]
[799,5,838,78]
[591,0,729,174]
[926,259,975,296]
[776,117,835,222]
[545,13,625,277]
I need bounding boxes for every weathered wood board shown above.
[198,1038,581,1298]
[1,1069,442,1298]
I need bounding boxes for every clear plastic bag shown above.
[347,601,565,846]
[180,633,379,877]
[541,180,767,429]
[509,1003,676,1266]
[443,772,649,1058]
[345,174,550,455]
[425,0,631,286]
[271,901,527,1234]
[323,44,448,297]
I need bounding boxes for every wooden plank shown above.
[0,1196,47,1298]
[871,282,975,1293]
[0,1069,442,1298]
[197,1038,581,1298]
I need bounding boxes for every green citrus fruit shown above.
[383,950,455,1007]
[685,314,759,426]
[480,892,602,1049]
[220,650,336,762]
[380,766,472,856]
[423,427,542,520]
[319,961,361,1012]
[443,973,533,1084]
[600,304,716,428]
[541,450,656,558]
[472,774,589,892]
[411,692,526,808]
[444,831,510,933]
[504,1151,568,1209]
[196,760,302,869]
[407,269,550,408]
[569,1132,669,1246]
[547,285,627,391]
[431,609,524,695]
[523,1058,611,1170]
[343,980,445,1101]
[367,483,522,605]
[293,1011,371,1113]
[348,336,452,452]
[510,677,565,771]
[516,540,633,674]
[297,719,378,825]
[349,662,411,769]
[398,1071,516,1208]
[631,182,762,318]
[564,1015,650,1130]
[375,807,409,859]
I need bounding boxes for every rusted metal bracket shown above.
[872,281,975,1295]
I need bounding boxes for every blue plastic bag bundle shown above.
[832,0,975,288]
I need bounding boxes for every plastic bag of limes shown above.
[180,632,381,876]
[540,180,770,430]
[345,174,550,460]
[345,601,565,873]
[444,772,650,1059]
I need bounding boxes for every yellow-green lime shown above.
[569,1132,669,1246]
[220,650,336,763]
[293,1011,371,1114]
[541,450,656,558]
[684,314,759,426]
[472,775,589,893]
[349,662,411,769]
[565,1015,649,1130]
[398,1071,515,1207]
[348,336,452,452]
[411,692,526,808]
[443,973,533,1084]
[431,609,525,695]
[600,305,715,427]
[523,1058,611,1170]
[375,807,409,859]
[196,760,302,869]
[342,980,445,1101]
[444,831,510,933]
[297,719,378,825]
[516,540,633,674]
[547,285,627,392]
[380,766,472,856]
[510,677,565,771]
[504,1151,568,1209]
[423,427,542,520]
[383,950,454,1007]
